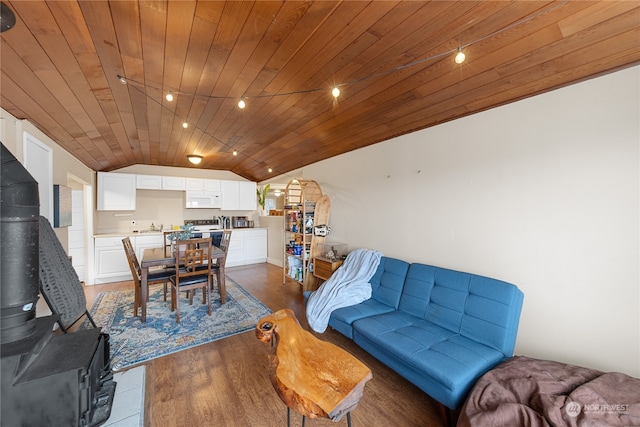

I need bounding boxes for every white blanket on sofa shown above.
[306,248,383,333]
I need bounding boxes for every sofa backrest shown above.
[462,275,524,356]
[370,257,409,309]
[399,263,524,355]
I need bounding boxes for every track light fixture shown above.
[117,74,127,85]
[331,86,340,98]
[238,97,246,109]
[166,92,174,102]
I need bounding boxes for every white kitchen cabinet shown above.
[239,181,257,210]
[185,178,220,192]
[94,234,164,284]
[220,180,239,210]
[134,234,164,262]
[225,228,267,267]
[94,236,131,283]
[185,178,203,191]
[97,172,136,211]
[204,179,221,192]
[136,174,162,190]
[162,176,185,191]
[221,180,256,210]
[225,230,244,267]
[243,229,267,263]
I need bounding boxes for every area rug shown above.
[86,277,271,371]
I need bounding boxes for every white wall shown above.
[271,66,640,377]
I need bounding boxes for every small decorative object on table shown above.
[168,223,195,254]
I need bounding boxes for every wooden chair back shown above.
[174,237,213,281]
[219,230,232,254]
[122,236,142,280]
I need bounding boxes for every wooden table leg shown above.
[141,267,148,322]
[219,263,226,304]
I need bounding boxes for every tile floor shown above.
[103,366,145,427]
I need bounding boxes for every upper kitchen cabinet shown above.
[136,174,162,189]
[161,176,185,191]
[221,180,256,210]
[185,178,221,192]
[137,174,185,191]
[97,172,136,211]
[239,181,257,210]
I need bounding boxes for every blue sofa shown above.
[327,257,524,410]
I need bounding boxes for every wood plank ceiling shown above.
[1,1,638,182]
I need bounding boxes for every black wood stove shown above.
[1,143,116,426]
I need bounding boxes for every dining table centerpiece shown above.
[168,223,195,254]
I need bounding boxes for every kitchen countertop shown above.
[94,228,265,238]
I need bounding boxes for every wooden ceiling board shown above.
[1,0,638,181]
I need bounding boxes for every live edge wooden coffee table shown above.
[256,309,372,426]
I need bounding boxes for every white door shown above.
[68,190,86,282]
[23,132,53,221]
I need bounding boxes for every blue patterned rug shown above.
[87,277,271,371]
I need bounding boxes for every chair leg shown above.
[175,291,181,324]
[214,270,226,304]
[134,283,141,317]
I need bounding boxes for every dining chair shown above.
[170,237,213,324]
[122,237,175,317]
[211,230,231,304]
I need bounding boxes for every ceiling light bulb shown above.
[182,122,188,128]
[232,150,238,156]
[187,155,202,165]
[166,92,174,102]
[332,86,340,98]
[268,167,273,173]
[454,47,466,64]
[238,98,246,109]
[117,74,127,85]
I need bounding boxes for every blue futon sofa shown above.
[328,257,524,410]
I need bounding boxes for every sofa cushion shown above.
[329,299,396,338]
[353,311,505,409]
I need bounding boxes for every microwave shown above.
[185,191,222,209]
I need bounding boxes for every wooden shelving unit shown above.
[283,179,325,290]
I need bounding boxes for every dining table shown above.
[140,245,226,323]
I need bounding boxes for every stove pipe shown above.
[0,143,41,343]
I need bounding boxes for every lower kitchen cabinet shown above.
[93,230,266,283]
[225,228,267,267]
[93,234,164,284]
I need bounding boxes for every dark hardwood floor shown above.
[84,263,444,426]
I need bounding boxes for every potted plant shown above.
[168,223,195,254]
[256,184,270,215]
